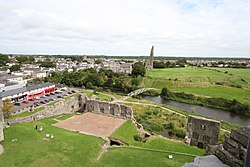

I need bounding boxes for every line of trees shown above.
[153,59,187,68]
[45,68,143,93]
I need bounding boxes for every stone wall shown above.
[5,93,133,126]
[78,93,133,119]
[6,96,80,126]
[0,112,4,141]
[185,116,220,149]
[207,127,250,167]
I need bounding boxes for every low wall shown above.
[6,96,80,126]
[207,127,250,167]
[5,93,134,126]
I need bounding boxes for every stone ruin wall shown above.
[207,127,250,167]
[5,96,79,126]
[5,93,133,126]
[82,98,133,120]
[0,112,4,141]
[185,116,220,149]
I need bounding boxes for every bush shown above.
[133,134,147,143]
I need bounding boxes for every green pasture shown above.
[140,67,250,104]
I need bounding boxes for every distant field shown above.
[140,67,250,104]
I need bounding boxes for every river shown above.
[143,96,250,126]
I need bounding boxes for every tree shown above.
[9,64,21,72]
[153,61,166,68]
[0,54,10,67]
[39,61,56,68]
[132,62,146,77]
[94,59,102,64]
[161,87,172,98]
[2,99,14,117]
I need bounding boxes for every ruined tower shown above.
[185,116,220,149]
[145,46,154,70]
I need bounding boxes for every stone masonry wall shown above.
[207,127,250,167]
[80,94,133,119]
[5,93,133,126]
[6,96,80,126]
[185,116,220,149]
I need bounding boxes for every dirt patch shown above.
[54,112,126,138]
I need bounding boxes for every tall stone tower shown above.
[145,46,154,70]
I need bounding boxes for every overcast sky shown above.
[0,0,250,57]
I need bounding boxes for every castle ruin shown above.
[185,116,220,149]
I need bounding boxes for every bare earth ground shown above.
[54,112,126,138]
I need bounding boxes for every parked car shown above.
[68,92,73,94]
[40,101,46,104]
[49,98,55,101]
[45,94,50,96]
[44,99,50,103]
[61,87,67,91]
[34,102,40,107]
[55,90,62,94]
[57,95,63,98]
[14,102,21,106]
[71,90,77,93]
[22,100,29,104]
[50,92,55,95]
[35,96,40,100]
[41,95,46,98]
[29,99,35,101]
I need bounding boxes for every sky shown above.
[0,0,250,58]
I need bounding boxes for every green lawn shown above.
[0,115,204,167]
[5,107,45,122]
[140,67,250,104]
[81,89,113,101]
[0,115,103,167]
[105,120,205,167]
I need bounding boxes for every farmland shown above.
[140,67,250,104]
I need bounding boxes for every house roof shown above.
[0,82,54,98]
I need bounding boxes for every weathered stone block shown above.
[99,102,110,114]
[231,129,249,148]
[185,116,220,149]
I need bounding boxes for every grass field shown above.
[0,115,204,167]
[5,107,45,122]
[103,120,205,167]
[140,67,250,104]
